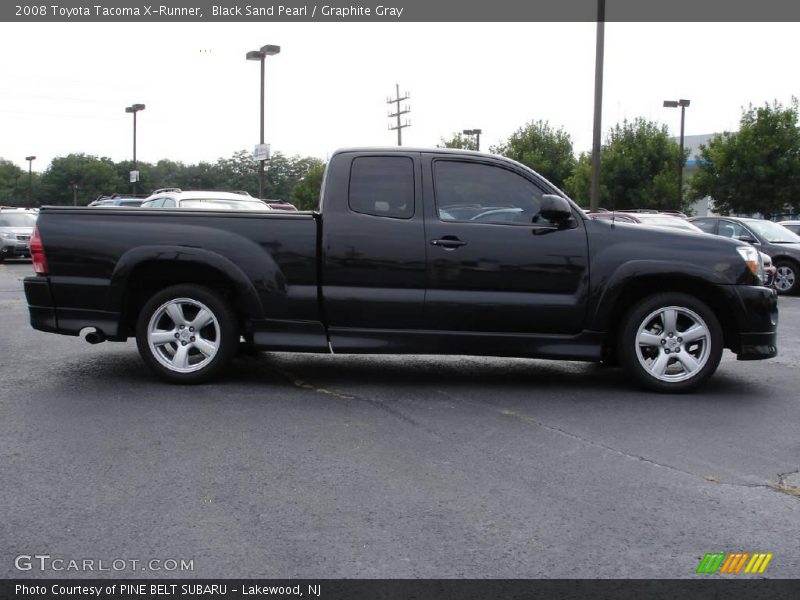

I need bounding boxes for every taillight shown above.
[30,226,48,275]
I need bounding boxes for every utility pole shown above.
[387,84,410,146]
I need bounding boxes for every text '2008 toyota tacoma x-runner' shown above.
[23,148,778,392]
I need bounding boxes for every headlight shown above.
[737,245,763,283]
[1,232,15,239]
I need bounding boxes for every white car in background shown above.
[140,188,273,211]
[780,220,800,236]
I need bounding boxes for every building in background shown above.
[679,133,717,217]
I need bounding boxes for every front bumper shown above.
[737,332,778,360]
[728,284,778,360]
[1,241,31,259]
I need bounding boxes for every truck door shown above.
[321,151,426,349]
[422,154,589,335]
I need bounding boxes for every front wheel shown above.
[618,293,723,393]
[135,284,239,383]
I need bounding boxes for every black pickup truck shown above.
[24,148,778,392]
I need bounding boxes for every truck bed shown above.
[30,206,322,343]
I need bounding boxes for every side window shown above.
[144,198,164,208]
[719,220,751,240]
[348,156,414,219]
[691,219,717,234]
[161,198,176,208]
[784,224,800,235]
[433,160,551,225]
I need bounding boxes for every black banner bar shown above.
[4,0,800,22]
[3,579,800,600]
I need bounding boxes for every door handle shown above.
[431,237,467,249]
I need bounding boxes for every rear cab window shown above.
[348,156,414,219]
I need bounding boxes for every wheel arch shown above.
[109,246,265,337]
[596,274,738,358]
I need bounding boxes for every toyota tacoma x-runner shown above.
[23,148,778,392]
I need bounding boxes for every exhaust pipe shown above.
[82,328,106,344]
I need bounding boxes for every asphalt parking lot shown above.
[1,260,798,579]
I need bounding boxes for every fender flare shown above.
[107,245,267,319]
[589,260,730,331]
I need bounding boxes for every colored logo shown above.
[696,552,773,574]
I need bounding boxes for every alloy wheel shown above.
[635,306,711,383]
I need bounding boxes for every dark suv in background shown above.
[689,216,800,295]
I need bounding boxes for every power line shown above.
[386,83,410,146]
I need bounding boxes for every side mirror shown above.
[738,235,758,244]
[539,194,573,224]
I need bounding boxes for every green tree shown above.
[491,120,576,189]
[0,159,30,205]
[689,99,800,218]
[263,153,324,201]
[40,154,121,205]
[145,159,192,193]
[563,118,686,211]
[214,150,259,196]
[291,162,326,210]
[438,133,477,151]
[30,150,326,204]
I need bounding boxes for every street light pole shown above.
[663,98,691,209]
[462,129,482,151]
[590,0,605,212]
[25,155,36,204]
[125,104,145,196]
[247,44,281,199]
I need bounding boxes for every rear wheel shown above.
[774,260,798,295]
[618,293,723,393]
[135,284,239,383]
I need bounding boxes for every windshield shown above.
[746,220,800,243]
[635,215,701,232]
[0,212,36,227]
[180,199,269,210]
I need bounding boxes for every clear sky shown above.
[1,21,798,171]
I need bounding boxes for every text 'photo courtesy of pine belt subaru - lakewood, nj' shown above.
[23,149,778,393]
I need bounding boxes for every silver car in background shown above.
[0,209,36,262]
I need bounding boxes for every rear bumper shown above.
[24,276,59,332]
[24,276,121,339]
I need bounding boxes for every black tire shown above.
[618,292,723,393]
[773,259,799,295]
[135,284,239,383]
